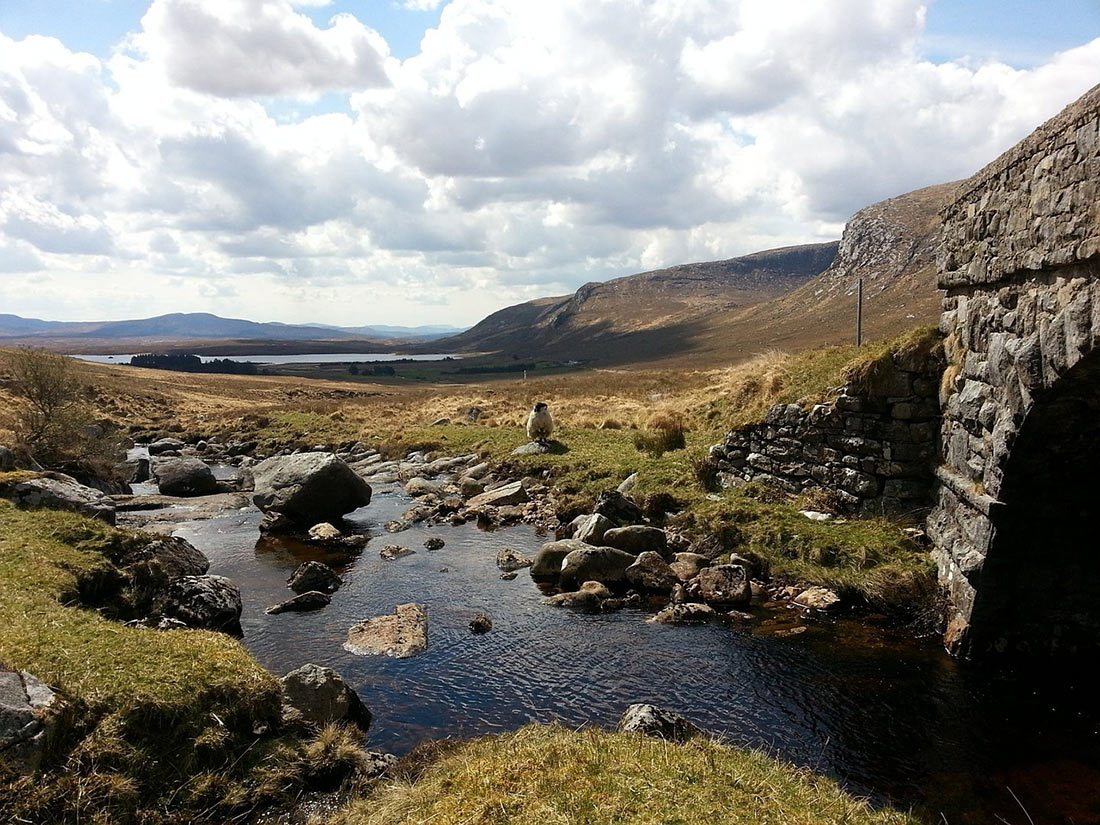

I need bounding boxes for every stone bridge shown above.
[929,84,1100,658]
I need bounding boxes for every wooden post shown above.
[856,277,863,347]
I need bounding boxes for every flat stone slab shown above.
[344,603,428,658]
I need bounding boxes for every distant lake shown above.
[72,353,460,365]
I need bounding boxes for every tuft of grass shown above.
[330,724,919,825]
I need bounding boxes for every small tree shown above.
[5,347,110,469]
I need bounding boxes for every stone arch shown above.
[965,348,1100,656]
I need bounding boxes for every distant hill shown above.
[0,312,466,348]
[437,242,840,362]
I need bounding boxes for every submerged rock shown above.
[252,452,372,527]
[380,544,415,561]
[617,703,698,743]
[469,613,493,634]
[345,603,428,658]
[266,591,331,614]
[288,561,342,594]
[648,602,717,624]
[496,547,533,572]
[281,663,370,732]
[424,536,446,551]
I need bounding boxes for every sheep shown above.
[526,401,554,443]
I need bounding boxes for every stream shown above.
[169,483,1100,825]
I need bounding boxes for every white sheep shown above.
[525,401,554,442]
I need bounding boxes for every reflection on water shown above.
[173,485,1100,824]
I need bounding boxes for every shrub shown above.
[633,411,687,456]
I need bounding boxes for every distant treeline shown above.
[449,362,536,375]
[348,363,397,375]
[129,354,259,374]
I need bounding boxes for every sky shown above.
[0,1,1098,327]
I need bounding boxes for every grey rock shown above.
[266,591,332,614]
[616,703,698,743]
[380,544,415,561]
[496,547,533,571]
[1,474,115,524]
[148,437,186,455]
[160,575,243,634]
[424,536,446,551]
[469,613,492,633]
[153,457,218,497]
[794,586,842,612]
[118,535,209,579]
[686,564,751,609]
[601,525,668,556]
[0,667,60,773]
[574,513,614,545]
[593,489,645,526]
[252,452,372,527]
[617,472,639,495]
[511,441,551,455]
[404,477,441,497]
[624,551,677,593]
[648,602,717,624]
[466,480,529,508]
[544,589,602,611]
[559,546,636,589]
[288,561,342,594]
[529,538,588,579]
[668,552,710,582]
[280,663,370,732]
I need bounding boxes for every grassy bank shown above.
[0,501,357,823]
[332,724,919,825]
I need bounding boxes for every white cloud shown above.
[132,0,392,97]
[0,4,1099,327]
[403,0,447,10]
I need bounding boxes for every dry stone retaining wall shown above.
[708,346,943,516]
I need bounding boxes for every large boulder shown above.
[160,575,243,635]
[668,552,710,582]
[280,663,371,732]
[574,513,614,545]
[0,445,15,471]
[616,703,698,743]
[559,546,636,589]
[593,489,645,526]
[148,437,186,455]
[686,564,751,609]
[601,526,668,557]
[344,603,428,658]
[529,539,588,579]
[624,552,677,593]
[793,586,842,612]
[288,561,342,594]
[466,480,529,508]
[0,667,61,773]
[153,457,218,497]
[117,536,210,579]
[0,474,115,524]
[252,452,372,527]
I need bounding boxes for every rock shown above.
[384,519,411,533]
[574,513,614,545]
[423,536,446,551]
[466,462,491,479]
[148,437,186,455]
[404,477,441,497]
[153,457,218,497]
[1,474,116,524]
[686,564,751,609]
[624,552,677,593]
[544,589,602,610]
[430,417,450,426]
[500,571,518,580]
[469,613,493,634]
[593,489,645,526]
[280,663,370,732]
[529,538,588,579]
[799,510,833,522]
[616,703,698,743]
[668,552,710,582]
[729,552,766,579]
[496,547,533,572]
[648,602,717,624]
[307,522,342,541]
[345,603,428,658]
[380,544,415,561]
[0,445,14,471]
[559,546,636,589]
[617,472,639,495]
[579,580,613,599]
[160,575,243,634]
[252,452,372,527]
[288,561,342,594]
[466,480,529,508]
[459,477,485,497]
[260,511,295,534]
[0,667,61,773]
[362,751,399,778]
[118,535,209,579]
[774,626,808,637]
[511,441,551,455]
[128,456,151,483]
[793,586,842,612]
[601,525,668,556]
[266,591,332,614]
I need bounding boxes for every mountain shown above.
[314,323,467,339]
[437,242,840,361]
[433,181,955,366]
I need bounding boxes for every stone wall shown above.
[930,84,1100,657]
[708,344,943,515]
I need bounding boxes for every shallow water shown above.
[174,485,1100,824]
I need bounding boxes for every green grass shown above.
[0,500,336,823]
[331,724,920,825]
